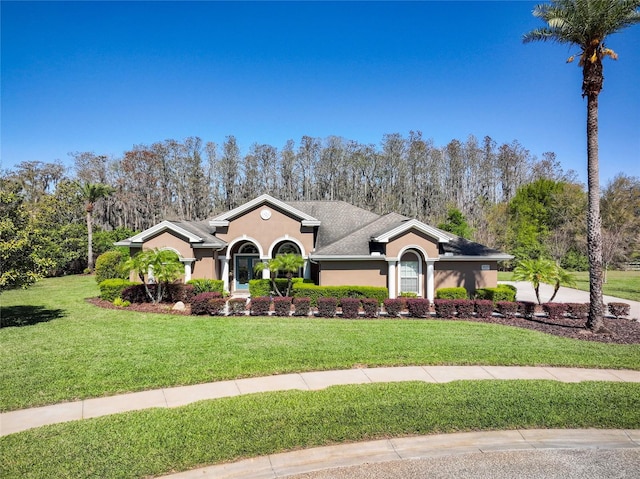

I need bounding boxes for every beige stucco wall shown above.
[193,249,218,279]
[319,261,387,287]
[216,205,314,257]
[144,231,194,258]
[386,231,439,259]
[434,261,498,293]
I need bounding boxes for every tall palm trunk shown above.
[583,51,605,332]
[86,204,94,272]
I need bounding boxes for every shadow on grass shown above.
[0,305,66,328]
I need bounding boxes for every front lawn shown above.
[2,275,639,411]
[1,381,638,479]
[498,270,640,302]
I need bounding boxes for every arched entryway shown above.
[233,242,260,291]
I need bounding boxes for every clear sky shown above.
[2,1,639,185]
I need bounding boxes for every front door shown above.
[235,255,259,290]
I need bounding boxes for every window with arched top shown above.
[276,241,300,256]
[239,243,259,254]
[400,251,420,295]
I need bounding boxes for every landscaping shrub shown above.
[542,303,567,320]
[340,297,361,319]
[121,284,148,303]
[361,298,379,318]
[608,302,631,319]
[474,285,516,303]
[496,301,518,318]
[292,297,311,317]
[518,301,536,319]
[250,296,271,316]
[383,298,403,317]
[566,303,589,319]
[293,284,388,306]
[187,279,225,295]
[454,299,475,318]
[433,299,456,318]
[99,278,136,302]
[273,297,292,316]
[248,279,271,298]
[228,298,248,315]
[191,292,224,315]
[399,292,418,298]
[112,297,131,308]
[435,287,467,299]
[95,250,127,284]
[406,298,430,318]
[317,297,337,318]
[474,300,494,319]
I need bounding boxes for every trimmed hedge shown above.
[120,283,194,304]
[496,301,518,318]
[474,299,494,319]
[250,278,305,298]
[273,297,292,316]
[542,303,567,320]
[434,299,456,318]
[474,285,516,303]
[317,297,337,318]
[454,299,475,318]
[566,303,589,319]
[187,279,225,295]
[292,297,311,317]
[383,299,403,318]
[95,250,127,284]
[435,287,467,299]
[250,296,271,316]
[98,279,137,302]
[191,292,224,316]
[362,298,379,318]
[518,301,537,319]
[340,298,361,319]
[608,302,630,319]
[406,298,430,318]
[293,284,388,306]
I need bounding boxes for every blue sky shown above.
[2,1,639,185]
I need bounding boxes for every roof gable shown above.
[371,219,451,244]
[117,220,226,249]
[209,194,321,228]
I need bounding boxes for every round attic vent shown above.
[260,208,272,220]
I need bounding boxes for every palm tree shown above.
[513,258,558,304]
[254,253,306,296]
[78,182,114,272]
[523,0,640,331]
[548,266,577,302]
[124,248,183,303]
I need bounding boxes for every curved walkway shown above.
[2,366,639,436]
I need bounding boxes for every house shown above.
[116,194,512,299]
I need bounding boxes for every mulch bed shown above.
[87,298,640,345]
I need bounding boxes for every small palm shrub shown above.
[383,299,403,318]
[340,298,361,319]
[362,298,379,318]
[250,297,271,316]
[273,297,292,316]
[406,299,430,318]
[496,301,518,318]
[608,302,630,319]
[317,297,338,318]
[474,300,494,319]
[187,279,225,295]
[293,297,311,317]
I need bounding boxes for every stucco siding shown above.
[192,250,218,279]
[144,231,194,258]
[319,261,387,287]
[386,230,439,259]
[434,261,498,292]
[216,205,314,257]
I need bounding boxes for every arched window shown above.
[276,241,300,256]
[239,243,259,254]
[399,251,420,295]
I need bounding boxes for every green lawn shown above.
[2,381,639,479]
[498,270,640,302]
[1,275,639,411]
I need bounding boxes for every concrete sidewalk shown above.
[160,429,640,479]
[2,366,639,436]
[501,281,640,321]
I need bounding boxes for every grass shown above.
[1,275,639,411]
[498,270,640,302]
[1,380,639,479]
